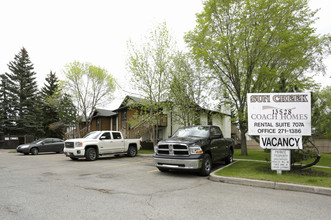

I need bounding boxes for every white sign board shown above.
[247,93,311,136]
[271,149,291,171]
[260,136,302,149]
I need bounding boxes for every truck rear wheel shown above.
[85,148,97,161]
[127,145,137,157]
[199,154,211,176]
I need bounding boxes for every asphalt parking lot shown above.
[1,150,330,220]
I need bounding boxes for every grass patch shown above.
[234,149,331,167]
[304,153,331,167]
[138,149,154,154]
[215,161,331,188]
[234,149,270,161]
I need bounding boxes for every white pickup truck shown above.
[64,131,141,161]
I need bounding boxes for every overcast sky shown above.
[0,0,330,109]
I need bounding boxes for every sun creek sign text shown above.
[247,93,311,136]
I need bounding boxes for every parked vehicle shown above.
[16,138,64,155]
[64,131,141,161]
[153,125,235,176]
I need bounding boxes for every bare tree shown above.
[63,61,116,135]
[127,22,174,145]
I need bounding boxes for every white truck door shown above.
[110,132,125,153]
[99,132,112,154]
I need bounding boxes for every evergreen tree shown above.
[5,47,43,136]
[0,74,15,134]
[41,71,58,97]
[58,93,77,137]
[41,71,63,138]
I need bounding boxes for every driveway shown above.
[0,150,330,220]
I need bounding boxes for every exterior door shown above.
[52,138,64,152]
[209,126,225,160]
[108,132,125,153]
[41,138,54,152]
[98,132,112,154]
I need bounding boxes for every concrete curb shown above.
[137,153,153,157]
[137,154,331,196]
[209,162,331,196]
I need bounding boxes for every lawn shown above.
[234,149,331,167]
[141,148,331,167]
[234,149,270,161]
[215,160,331,188]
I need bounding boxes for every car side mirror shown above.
[100,136,106,140]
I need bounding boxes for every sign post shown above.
[247,93,311,174]
[271,149,291,174]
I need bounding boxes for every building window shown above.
[122,111,127,121]
[96,118,100,129]
[121,111,127,129]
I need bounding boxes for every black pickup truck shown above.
[153,125,234,176]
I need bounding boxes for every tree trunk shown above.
[150,109,156,146]
[239,122,248,156]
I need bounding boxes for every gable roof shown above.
[93,108,117,117]
[80,108,117,122]
[113,95,230,116]
[114,95,150,112]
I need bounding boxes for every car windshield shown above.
[31,139,45,144]
[172,126,209,138]
[84,131,102,139]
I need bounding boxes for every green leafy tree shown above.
[4,47,43,136]
[167,51,209,127]
[312,86,331,138]
[46,89,77,139]
[186,0,330,155]
[63,61,115,135]
[45,82,78,139]
[127,22,174,145]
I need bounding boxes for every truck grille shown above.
[65,142,74,148]
[157,144,189,156]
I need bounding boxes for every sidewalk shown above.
[209,160,331,196]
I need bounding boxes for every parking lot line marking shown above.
[147,169,159,173]
[103,160,152,168]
